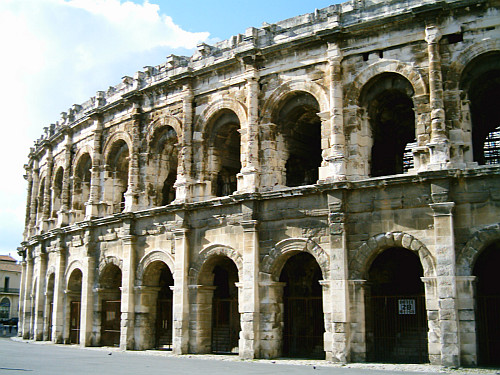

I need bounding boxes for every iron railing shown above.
[0,288,19,294]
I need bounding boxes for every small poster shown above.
[398,299,416,315]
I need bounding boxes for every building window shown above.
[4,276,9,291]
[0,298,10,319]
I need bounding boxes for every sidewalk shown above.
[8,336,500,374]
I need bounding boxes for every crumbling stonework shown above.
[19,0,500,367]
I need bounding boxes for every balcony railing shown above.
[0,288,20,294]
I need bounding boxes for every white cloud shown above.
[0,0,209,255]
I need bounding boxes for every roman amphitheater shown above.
[18,0,500,367]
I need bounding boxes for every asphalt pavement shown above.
[0,337,496,375]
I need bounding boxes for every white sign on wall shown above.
[398,299,416,315]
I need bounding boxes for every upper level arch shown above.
[344,59,428,106]
[103,132,132,168]
[260,79,329,124]
[194,97,247,135]
[453,41,500,166]
[445,38,500,91]
[146,115,182,147]
[359,72,417,176]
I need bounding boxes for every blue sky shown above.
[0,0,342,258]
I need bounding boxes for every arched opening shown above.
[142,261,174,350]
[365,247,428,363]
[73,153,92,216]
[105,141,129,214]
[361,73,416,177]
[67,269,82,344]
[206,110,241,197]
[197,255,240,354]
[99,264,122,347]
[461,52,500,165]
[149,126,178,206]
[0,297,10,320]
[45,273,55,341]
[161,172,177,206]
[36,178,46,222]
[276,92,322,187]
[52,167,64,218]
[279,252,324,358]
[473,240,500,366]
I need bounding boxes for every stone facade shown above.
[18,0,500,367]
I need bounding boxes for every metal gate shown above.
[101,300,121,347]
[211,298,239,354]
[156,298,173,349]
[47,302,53,341]
[367,295,428,363]
[477,295,500,366]
[283,296,324,358]
[69,301,80,344]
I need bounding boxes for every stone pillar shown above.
[238,62,260,193]
[174,83,194,203]
[429,200,460,367]
[259,123,280,189]
[29,162,40,235]
[23,164,34,239]
[348,279,367,362]
[421,276,439,364]
[133,286,160,350]
[190,285,216,354]
[41,152,53,224]
[320,42,346,182]
[172,227,190,354]
[124,102,141,212]
[326,192,350,362]
[425,24,450,168]
[258,279,285,358]
[58,133,73,226]
[34,252,47,341]
[18,259,27,336]
[22,255,34,339]
[120,229,137,350]
[80,252,95,346]
[52,245,66,343]
[86,116,103,219]
[456,276,477,366]
[239,220,260,358]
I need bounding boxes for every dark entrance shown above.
[67,269,82,344]
[366,247,428,363]
[47,302,53,341]
[461,52,500,166]
[473,241,500,366]
[99,264,122,347]
[69,301,81,344]
[280,252,324,359]
[155,267,174,349]
[211,262,240,354]
[101,300,121,346]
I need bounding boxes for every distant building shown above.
[0,255,21,321]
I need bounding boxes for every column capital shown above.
[425,24,442,44]
[429,202,455,216]
[241,220,259,231]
